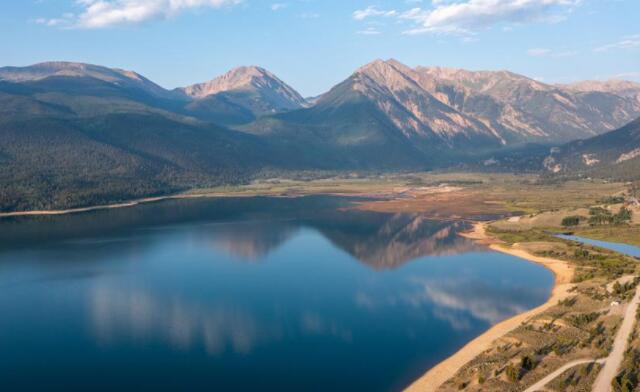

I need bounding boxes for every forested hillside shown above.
[1,61,639,211]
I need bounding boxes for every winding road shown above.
[524,359,605,392]
[592,285,640,392]
[525,284,640,392]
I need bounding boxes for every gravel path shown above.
[524,359,605,392]
[592,285,640,392]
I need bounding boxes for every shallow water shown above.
[0,196,554,391]
[556,234,640,258]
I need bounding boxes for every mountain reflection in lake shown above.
[0,196,553,391]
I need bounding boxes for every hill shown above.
[543,117,640,180]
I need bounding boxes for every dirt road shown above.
[524,359,605,392]
[592,285,640,392]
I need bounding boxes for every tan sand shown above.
[405,222,575,392]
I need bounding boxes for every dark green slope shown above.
[0,116,167,211]
[183,92,257,125]
[0,75,276,212]
[545,117,640,179]
[0,112,274,212]
[242,75,440,169]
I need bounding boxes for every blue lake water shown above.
[556,234,640,258]
[0,196,554,391]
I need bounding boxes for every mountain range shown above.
[1,59,639,211]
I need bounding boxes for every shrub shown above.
[599,196,625,204]
[506,364,520,382]
[521,355,535,371]
[562,215,582,226]
[612,207,633,225]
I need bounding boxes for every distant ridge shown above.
[0,61,178,100]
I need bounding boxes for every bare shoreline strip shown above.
[0,192,289,218]
[0,184,462,219]
[405,222,575,392]
[0,194,206,218]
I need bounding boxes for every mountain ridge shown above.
[1,59,640,211]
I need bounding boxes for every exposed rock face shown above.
[287,59,640,148]
[561,80,640,103]
[179,66,307,119]
[2,59,640,181]
[412,65,640,144]
[349,60,499,146]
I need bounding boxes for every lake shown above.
[0,196,554,391]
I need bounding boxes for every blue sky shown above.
[1,0,639,96]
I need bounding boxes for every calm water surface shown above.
[556,234,640,258]
[0,197,554,391]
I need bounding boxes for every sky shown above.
[1,0,639,96]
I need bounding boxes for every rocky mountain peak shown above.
[179,65,306,110]
[182,66,298,98]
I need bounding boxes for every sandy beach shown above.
[405,222,575,392]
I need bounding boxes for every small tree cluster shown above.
[588,207,633,226]
[562,215,583,226]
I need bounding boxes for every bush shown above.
[599,196,625,204]
[588,206,632,226]
[562,216,582,226]
[612,207,633,225]
[570,312,600,328]
[506,364,520,382]
[521,355,535,371]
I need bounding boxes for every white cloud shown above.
[527,48,551,56]
[594,34,640,52]
[299,12,320,19]
[397,0,581,35]
[41,0,243,29]
[527,47,579,57]
[353,6,398,21]
[554,49,578,57]
[270,3,287,11]
[356,27,381,35]
[610,71,640,80]
[35,17,70,27]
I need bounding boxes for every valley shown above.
[4,3,639,391]
[1,60,640,213]
[2,167,638,391]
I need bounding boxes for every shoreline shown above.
[0,192,299,218]
[0,185,458,219]
[405,222,575,392]
[3,196,577,392]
